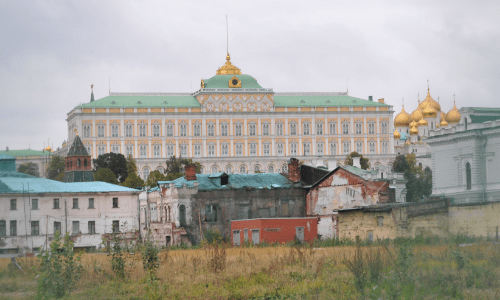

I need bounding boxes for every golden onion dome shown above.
[418,118,428,126]
[419,88,441,111]
[394,128,401,139]
[410,126,419,135]
[45,146,52,152]
[411,107,423,122]
[440,119,448,127]
[440,111,446,121]
[446,101,461,124]
[409,120,418,128]
[394,105,411,126]
[423,105,437,118]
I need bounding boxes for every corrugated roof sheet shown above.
[78,95,201,108]
[158,173,293,190]
[0,149,51,157]
[273,95,387,107]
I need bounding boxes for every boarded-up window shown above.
[377,216,384,226]
[281,200,289,216]
[252,229,260,244]
[244,229,248,242]
[205,205,217,222]
[233,230,240,246]
[259,208,270,218]
[238,205,249,220]
[295,227,304,242]
[367,231,374,242]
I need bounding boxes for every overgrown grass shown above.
[1,238,500,299]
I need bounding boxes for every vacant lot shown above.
[1,242,500,299]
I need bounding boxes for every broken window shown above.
[367,231,374,242]
[112,220,120,233]
[54,222,61,234]
[10,221,16,236]
[88,221,96,234]
[205,205,217,222]
[113,198,119,208]
[31,221,39,236]
[0,221,5,237]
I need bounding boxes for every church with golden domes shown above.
[393,87,462,164]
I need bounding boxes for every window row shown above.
[8,198,119,211]
[0,220,121,237]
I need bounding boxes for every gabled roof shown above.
[309,165,377,189]
[67,135,89,156]
[158,173,294,190]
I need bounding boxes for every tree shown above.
[18,162,40,177]
[344,152,370,170]
[145,170,167,187]
[93,153,128,183]
[94,168,119,184]
[122,155,144,189]
[392,154,433,202]
[165,156,202,181]
[47,155,65,180]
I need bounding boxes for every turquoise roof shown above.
[203,75,262,89]
[400,133,408,140]
[158,173,293,190]
[78,95,201,108]
[341,165,377,177]
[0,154,15,160]
[0,149,51,157]
[273,95,387,107]
[469,115,500,123]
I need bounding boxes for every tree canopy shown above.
[47,155,65,181]
[392,154,432,202]
[122,155,144,189]
[94,168,119,184]
[344,152,370,170]
[93,153,128,183]
[18,162,40,177]
[165,156,202,181]
[145,170,167,187]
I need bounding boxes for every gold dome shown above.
[394,128,401,139]
[394,105,411,127]
[440,111,446,121]
[409,120,418,128]
[419,88,441,111]
[446,101,461,124]
[411,107,423,122]
[215,53,242,75]
[440,119,448,127]
[418,118,428,126]
[44,146,52,152]
[423,105,437,118]
[410,126,419,135]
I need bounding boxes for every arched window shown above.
[211,166,219,174]
[179,205,186,227]
[281,165,288,173]
[466,162,471,190]
[84,159,88,167]
[254,165,261,173]
[225,165,233,174]
[157,167,164,174]
[167,206,171,222]
[239,165,247,174]
[143,167,150,180]
[77,159,81,167]
[268,165,275,173]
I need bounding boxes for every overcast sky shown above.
[1,1,499,151]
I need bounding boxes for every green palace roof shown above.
[202,74,262,89]
[78,95,200,108]
[273,95,387,107]
[0,149,51,157]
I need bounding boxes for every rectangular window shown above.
[382,142,388,154]
[303,123,310,135]
[126,146,133,157]
[112,220,120,233]
[140,146,147,158]
[88,221,96,234]
[83,126,91,138]
[381,123,388,134]
[194,145,201,157]
[262,124,269,135]
[98,146,105,156]
[112,125,119,137]
[290,143,297,155]
[276,123,283,135]
[153,125,160,137]
[54,222,61,234]
[343,142,350,154]
[369,123,375,134]
[98,125,105,137]
[281,200,289,216]
[10,220,17,236]
[377,216,384,226]
[233,230,240,246]
[329,123,336,135]
[167,145,174,157]
[208,124,215,136]
[73,198,78,209]
[356,142,363,154]
[249,124,256,136]
[263,144,270,156]
[0,221,5,237]
[180,124,187,136]
[316,123,323,135]
[180,145,187,157]
[111,146,119,153]
[89,198,94,209]
[126,125,133,137]
[112,198,118,208]
[153,145,161,158]
[277,144,284,156]
[72,221,80,234]
[221,124,228,136]
[355,123,362,135]
[250,144,257,156]
[342,123,349,135]
[139,125,146,137]
[205,205,217,222]
[32,199,38,210]
[290,123,297,135]
[10,199,16,210]
[31,221,39,236]
[166,125,173,137]
[303,143,311,155]
[194,124,201,136]
[317,143,324,155]
[235,124,242,136]
[369,142,376,154]
[236,144,243,156]
[330,143,337,155]
[208,145,215,157]
[53,198,59,209]
[221,144,229,156]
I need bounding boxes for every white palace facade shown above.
[66,54,396,179]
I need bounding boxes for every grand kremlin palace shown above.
[66,54,395,179]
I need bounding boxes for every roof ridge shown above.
[109,93,194,96]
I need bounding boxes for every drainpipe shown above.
[478,131,487,203]
[65,199,68,234]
